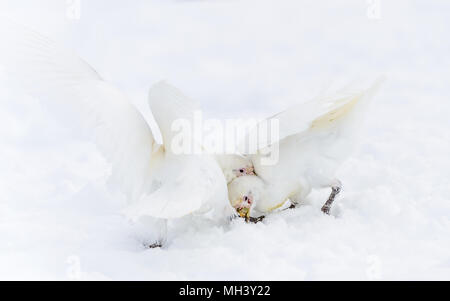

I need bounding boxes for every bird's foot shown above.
[145,242,163,249]
[246,215,265,224]
[230,211,265,224]
[321,204,331,215]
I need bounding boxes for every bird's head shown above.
[232,165,255,178]
[228,175,264,219]
[232,191,254,218]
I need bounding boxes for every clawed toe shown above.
[321,204,331,215]
[247,215,265,224]
[145,242,163,249]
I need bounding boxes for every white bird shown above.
[227,80,384,219]
[0,20,234,245]
[144,73,384,220]
[215,154,255,184]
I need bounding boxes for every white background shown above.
[0,0,449,280]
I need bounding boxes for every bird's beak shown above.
[236,206,250,219]
[233,197,252,219]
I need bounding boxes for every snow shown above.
[1,0,450,280]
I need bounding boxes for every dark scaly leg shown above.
[321,181,342,215]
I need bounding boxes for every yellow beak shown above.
[232,197,251,219]
[236,206,250,219]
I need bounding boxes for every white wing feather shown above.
[123,154,230,220]
[142,82,233,219]
[148,81,202,153]
[240,78,385,153]
[0,19,157,202]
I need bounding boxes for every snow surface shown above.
[0,0,449,280]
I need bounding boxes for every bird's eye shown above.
[244,196,248,201]
[239,169,244,173]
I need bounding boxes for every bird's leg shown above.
[321,181,342,215]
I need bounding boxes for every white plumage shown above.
[0,19,383,237]
[227,80,384,217]
[0,20,233,229]
[126,82,233,221]
[215,154,254,184]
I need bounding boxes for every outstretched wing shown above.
[239,78,384,153]
[143,83,234,219]
[0,19,158,202]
